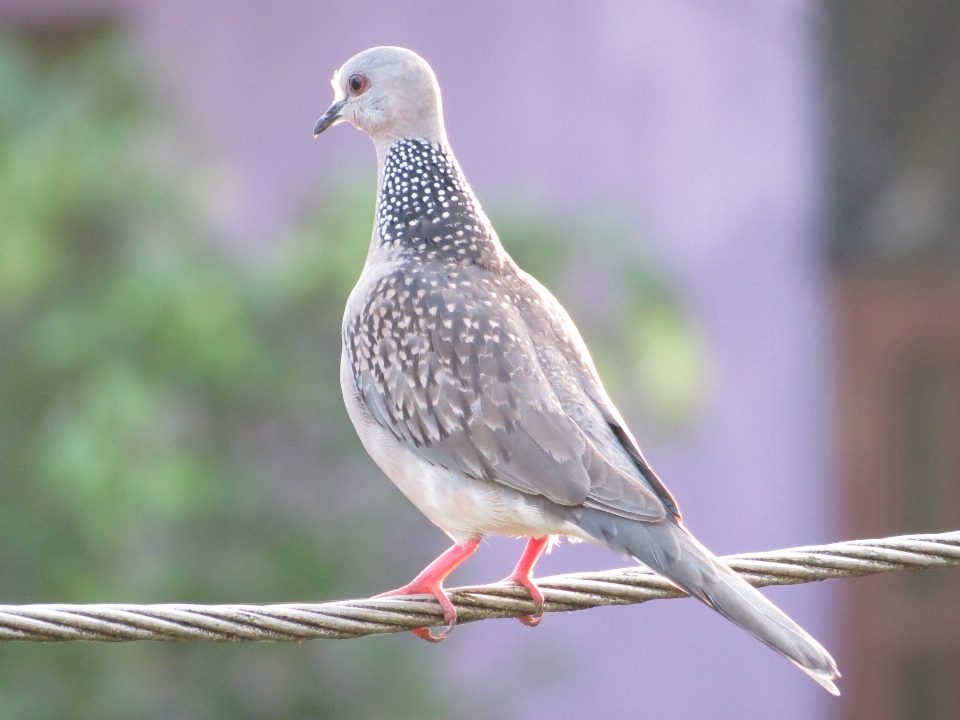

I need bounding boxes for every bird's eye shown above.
[348,73,369,95]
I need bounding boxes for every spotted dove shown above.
[313,46,839,695]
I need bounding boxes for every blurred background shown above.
[0,1,958,718]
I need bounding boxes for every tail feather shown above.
[576,509,840,695]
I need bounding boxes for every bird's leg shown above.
[503,536,550,627]
[375,537,481,642]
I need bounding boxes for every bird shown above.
[313,46,840,695]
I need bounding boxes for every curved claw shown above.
[411,611,458,642]
[516,612,543,627]
[411,624,450,642]
[516,575,545,612]
[503,536,551,627]
[410,600,458,642]
[375,538,481,643]
[377,584,459,642]
[508,574,545,624]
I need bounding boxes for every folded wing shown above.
[346,263,666,521]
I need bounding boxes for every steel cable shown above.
[1,530,957,642]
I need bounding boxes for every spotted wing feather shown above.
[346,263,666,521]
[514,271,684,521]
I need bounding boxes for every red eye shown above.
[348,73,369,95]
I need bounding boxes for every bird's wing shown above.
[513,270,683,521]
[346,263,666,521]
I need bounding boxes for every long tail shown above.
[576,509,840,695]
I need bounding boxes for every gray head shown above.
[314,47,448,152]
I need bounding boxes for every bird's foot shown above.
[374,538,481,642]
[503,536,550,627]
[506,571,545,626]
[375,578,458,642]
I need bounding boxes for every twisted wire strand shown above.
[1,530,957,643]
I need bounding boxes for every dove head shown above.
[314,47,448,154]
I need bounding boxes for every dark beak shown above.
[314,99,346,137]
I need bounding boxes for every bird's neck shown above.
[371,138,506,270]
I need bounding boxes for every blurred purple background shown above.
[2,1,839,717]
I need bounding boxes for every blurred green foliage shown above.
[0,28,700,720]
[0,31,442,720]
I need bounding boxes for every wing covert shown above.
[345,263,666,521]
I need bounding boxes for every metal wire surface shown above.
[1,531,957,642]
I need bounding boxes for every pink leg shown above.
[503,536,550,627]
[375,537,481,642]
